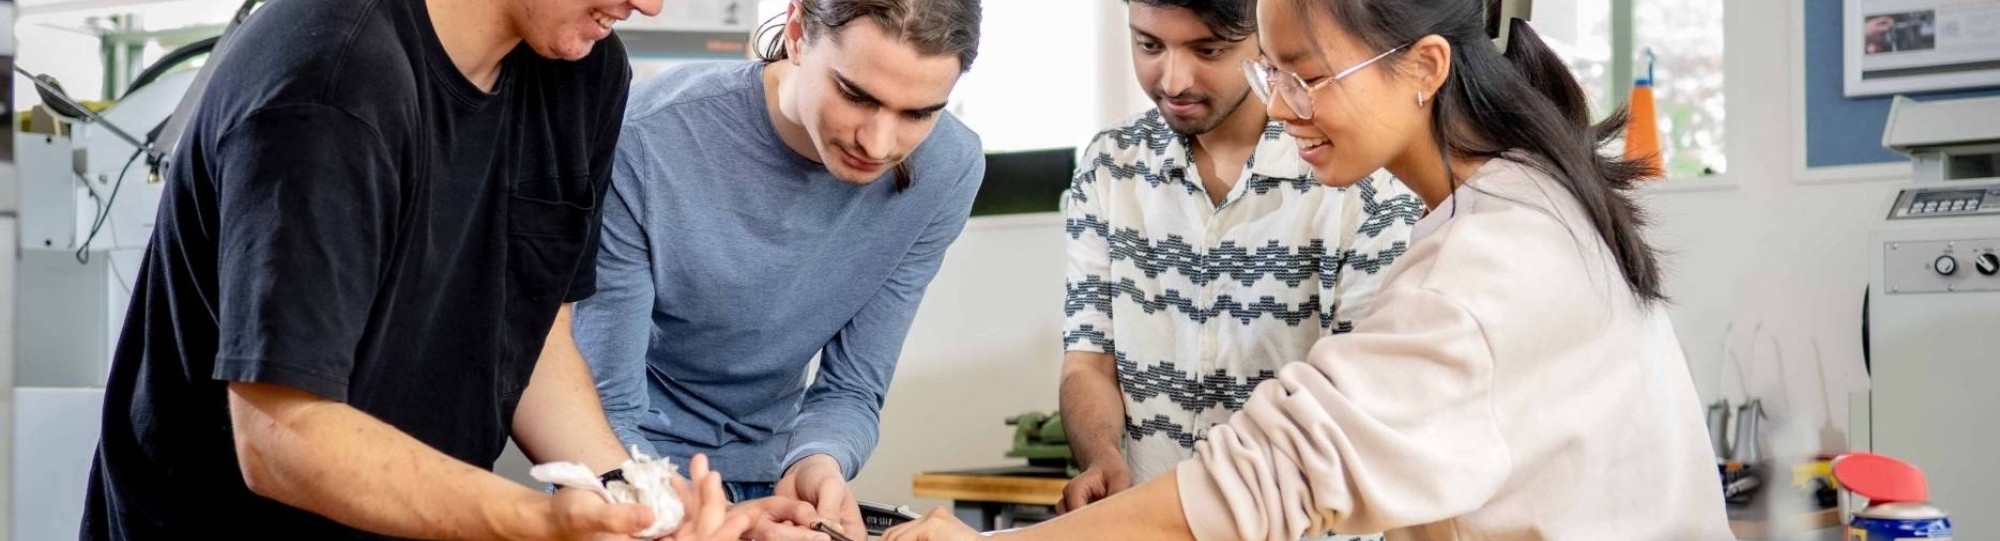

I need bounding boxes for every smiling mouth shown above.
[1294,134,1329,152]
[593,11,616,29]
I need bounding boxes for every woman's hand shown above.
[882,507,985,541]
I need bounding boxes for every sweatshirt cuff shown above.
[783,443,857,480]
[1177,458,1241,541]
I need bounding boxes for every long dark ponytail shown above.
[1297,0,1666,303]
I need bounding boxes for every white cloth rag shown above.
[530,445,686,538]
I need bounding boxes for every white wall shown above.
[4,7,19,532]
[848,215,1069,510]
[1645,0,1882,463]
[1091,0,1150,131]
[1,217,15,541]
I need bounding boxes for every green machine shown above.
[1004,411,1078,473]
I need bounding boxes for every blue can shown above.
[1849,502,1952,540]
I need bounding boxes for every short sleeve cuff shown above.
[564,282,597,303]
[213,356,352,402]
[1062,323,1115,353]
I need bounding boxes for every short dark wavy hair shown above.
[1125,0,1258,41]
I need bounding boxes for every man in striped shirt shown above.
[1055,3,1420,540]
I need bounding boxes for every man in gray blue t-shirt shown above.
[572,0,985,536]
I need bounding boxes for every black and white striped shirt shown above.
[1062,110,1422,495]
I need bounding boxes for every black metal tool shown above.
[812,521,858,541]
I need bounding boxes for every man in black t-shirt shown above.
[80,0,818,538]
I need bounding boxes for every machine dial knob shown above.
[1978,253,2000,276]
[1934,255,1958,276]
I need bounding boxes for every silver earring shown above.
[1416,91,1426,107]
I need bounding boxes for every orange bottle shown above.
[1625,50,1663,178]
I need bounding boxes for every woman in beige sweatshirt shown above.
[883,0,1732,539]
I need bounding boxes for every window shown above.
[1536,0,1726,178]
[750,0,1101,153]
[12,0,241,111]
[946,0,1098,152]
[1635,0,1726,178]
[1539,1,1616,115]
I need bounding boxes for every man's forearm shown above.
[229,382,555,541]
[513,303,632,474]
[1060,350,1127,471]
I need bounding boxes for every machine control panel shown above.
[1886,238,2000,294]
[1888,184,2000,220]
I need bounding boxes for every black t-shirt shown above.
[81,0,629,537]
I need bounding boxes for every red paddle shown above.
[1832,452,1929,504]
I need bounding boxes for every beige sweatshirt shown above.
[1176,158,1731,540]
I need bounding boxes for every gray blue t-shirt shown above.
[573,61,984,482]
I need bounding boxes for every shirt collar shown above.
[1248,123,1316,180]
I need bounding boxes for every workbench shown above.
[911,466,1067,531]
[1729,508,1842,540]
[913,466,1842,538]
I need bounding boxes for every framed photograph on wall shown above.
[1844,0,2000,97]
